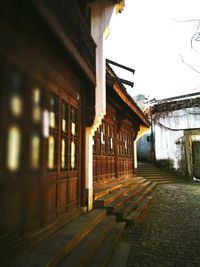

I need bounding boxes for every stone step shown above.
[137,166,160,169]
[137,171,176,176]
[150,179,185,184]
[87,222,126,267]
[94,184,123,201]
[93,177,145,201]
[107,241,131,267]
[125,191,155,225]
[145,177,183,181]
[114,182,156,221]
[58,215,116,267]
[94,178,147,208]
[105,181,151,214]
[8,209,107,267]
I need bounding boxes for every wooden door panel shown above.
[67,177,78,210]
[57,180,67,212]
[46,183,57,221]
[1,182,22,234]
[25,178,41,231]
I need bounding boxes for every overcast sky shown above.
[105,0,200,100]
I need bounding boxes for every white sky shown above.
[105,0,200,100]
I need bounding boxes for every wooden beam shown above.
[106,59,135,74]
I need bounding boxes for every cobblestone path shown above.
[120,183,200,267]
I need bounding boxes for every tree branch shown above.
[179,53,200,74]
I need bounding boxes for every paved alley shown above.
[121,182,200,267]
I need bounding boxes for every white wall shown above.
[154,107,200,172]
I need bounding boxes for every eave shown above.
[106,75,150,128]
[31,0,96,85]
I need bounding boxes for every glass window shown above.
[31,133,40,170]
[48,135,55,170]
[70,107,78,170]
[61,102,68,171]
[61,138,67,169]
[9,72,24,117]
[7,126,21,172]
[48,93,58,171]
[71,141,75,169]
[32,87,41,123]
[62,104,68,133]
[49,95,56,128]
[71,108,76,136]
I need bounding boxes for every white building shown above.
[137,93,200,179]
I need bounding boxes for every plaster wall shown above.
[154,107,200,174]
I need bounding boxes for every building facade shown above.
[93,63,150,184]
[137,94,200,178]
[0,0,150,259]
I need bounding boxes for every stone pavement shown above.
[120,182,200,267]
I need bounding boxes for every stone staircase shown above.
[7,176,156,267]
[94,177,156,225]
[7,209,127,267]
[136,162,186,184]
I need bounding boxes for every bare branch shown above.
[179,53,200,74]
[191,32,200,55]
[173,18,200,30]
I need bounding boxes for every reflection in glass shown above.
[9,72,24,117]
[71,109,76,135]
[43,110,49,137]
[49,111,55,128]
[7,126,21,172]
[33,87,41,122]
[71,141,75,169]
[62,118,66,133]
[62,104,68,133]
[71,122,76,136]
[31,133,40,170]
[49,95,56,128]
[61,139,66,169]
[48,135,55,169]
[10,95,23,117]
[110,138,113,149]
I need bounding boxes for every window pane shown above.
[71,141,75,169]
[9,72,24,117]
[49,111,55,128]
[31,133,40,170]
[62,104,68,133]
[61,139,66,169]
[49,95,57,128]
[10,95,23,117]
[7,126,21,172]
[71,108,77,136]
[32,87,41,122]
[110,137,113,149]
[48,135,55,170]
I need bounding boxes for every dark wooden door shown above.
[44,91,80,223]
[192,141,200,179]
[93,112,116,183]
[0,66,81,251]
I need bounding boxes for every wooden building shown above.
[0,0,149,260]
[93,63,150,184]
[0,0,109,258]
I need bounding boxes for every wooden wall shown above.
[0,1,94,256]
[93,101,137,184]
